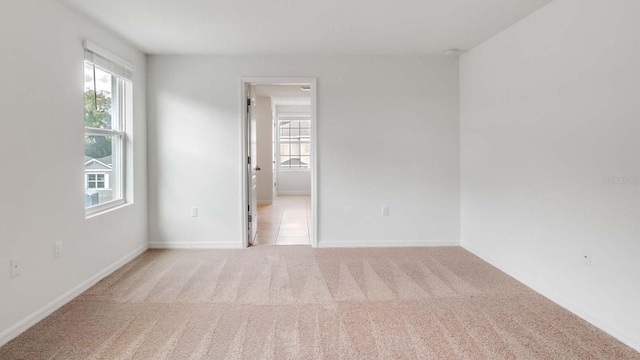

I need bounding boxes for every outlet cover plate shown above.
[54,241,62,258]
[10,257,21,278]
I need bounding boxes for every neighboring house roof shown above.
[85,155,112,170]
[281,158,308,167]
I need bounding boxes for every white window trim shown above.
[276,113,311,172]
[86,198,126,218]
[84,41,132,217]
[83,40,135,77]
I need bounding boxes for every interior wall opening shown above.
[243,81,317,248]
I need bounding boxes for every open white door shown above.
[246,87,259,246]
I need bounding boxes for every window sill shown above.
[85,199,128,219]
[279,169,311,172]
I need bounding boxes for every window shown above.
[86,174,106,189]
[277,114,311,170]
[83,42,133,214]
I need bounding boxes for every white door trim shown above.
[240,77,318,248]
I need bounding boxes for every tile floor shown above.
[253,195,311,246]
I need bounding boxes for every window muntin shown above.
[277,114,311,170]
[84,48,131,214]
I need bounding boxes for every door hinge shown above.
[248,214,253,223]
[248,156,251,164]
[247,98,252,107]
[248,204,250,211]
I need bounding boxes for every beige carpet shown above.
[1,247,638,359]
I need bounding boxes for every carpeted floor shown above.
[1,247,638,359]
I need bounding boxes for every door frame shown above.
[240,77,318,248]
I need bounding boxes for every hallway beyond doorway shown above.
[253,195,311,246]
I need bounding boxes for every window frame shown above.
[276,113,311,172]
[83,43,132,217]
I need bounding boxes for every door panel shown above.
[272,118,277,200]
[247,86,258,246]
[250,99,258,244]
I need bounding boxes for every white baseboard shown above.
[277,191,311,196]
[148,241,242,249]
[257,200,273,205]
[461,242,640,353]
[317,239,459,248]
[0,244,148,348]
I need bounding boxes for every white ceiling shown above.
[60,0,553,55]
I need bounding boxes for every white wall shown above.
[275,104,312,195]
[0,0,147,345]
[460,0,639,351]
[147,56,460,248]
[276,105,310,113]
[255,96,274,203]
[277,171,312,195]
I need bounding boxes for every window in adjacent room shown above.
[277,114,311,170]
[83,42,133,215]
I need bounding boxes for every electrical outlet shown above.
[10,257,21,278]
[190,207,198,217]
[381,205,389,216]
[582,248,591,266]
[54,241,62,258]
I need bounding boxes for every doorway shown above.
[241,78,317,248]
[256,195,311,245]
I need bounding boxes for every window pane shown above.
[280,156,290,168]
[300,156,310,168]
[280,143,290,156]
[279,121,289,133]
[278,117,310,170]
[301,143,311,156]
[84,64,113,129]
[85,135,113,158]
[85,135,119,208]
[290,143,301,156]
